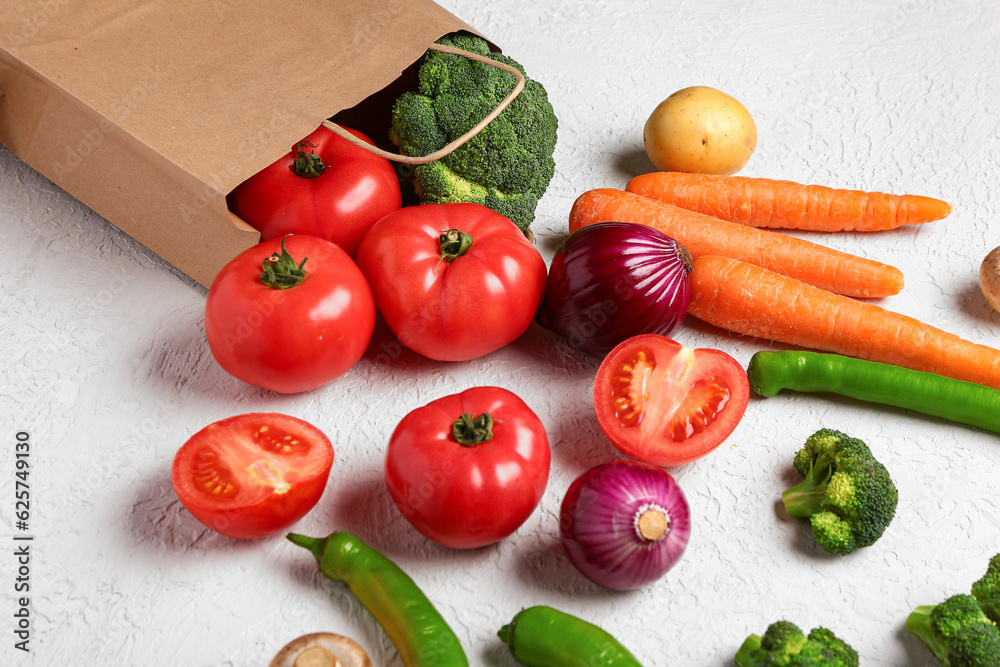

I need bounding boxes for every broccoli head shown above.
[734,620,859,666]
[780,428,898,555]
[906,594,1000,667]
[971,553,1000,625]
[390,32,558,234]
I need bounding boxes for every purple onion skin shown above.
[560,459,691,591]
[539,222,692,357]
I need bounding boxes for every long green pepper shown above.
[288,531,468,667]
[498,605,643,667]
[747,350,1000,434]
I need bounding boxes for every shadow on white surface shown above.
[610,146,657,184]
[772,496,847,562]
[957,279,1000,327]
[123,464,262,555]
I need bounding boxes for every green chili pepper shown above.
[497,605,643,667]
[287,531,468,667]
[747,350,1000,433]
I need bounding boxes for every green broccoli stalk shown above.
[907,552,1000,666]
[971,553,1000,625]
[780,428,898,555]
[906,594,1000,666]
[734,620,858,666]
[390,32,558,234]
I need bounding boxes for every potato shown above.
[643,86,757,176]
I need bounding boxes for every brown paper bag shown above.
[0,0,479,288]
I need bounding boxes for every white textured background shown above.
[3,1,1000,665]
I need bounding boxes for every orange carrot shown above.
[569,188,904,298]
[688,255,1000,390]
[626,172,952,232]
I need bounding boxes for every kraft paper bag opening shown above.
[0,0,480,288]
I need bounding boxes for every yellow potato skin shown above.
[643,86,757,176]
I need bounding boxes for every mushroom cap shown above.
[269,632,373,667]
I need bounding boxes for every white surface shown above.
[2,1,1000,665]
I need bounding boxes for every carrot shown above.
[626,172,952,232]
[688,255,1000,390]
[569,188,904,298]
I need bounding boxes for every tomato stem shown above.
[293,140,327,178]
[260,237,308,289]
[438,229,474,264]
[451,413,495,446]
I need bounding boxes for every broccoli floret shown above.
[907,553,1000,666]
[971,553,1000,625]
[734,620,859,666]
[780,428,898,555]
[906,594,1000,666]
[390,32,558,233]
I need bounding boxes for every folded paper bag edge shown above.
[0,0,485,192]
[0,48,262,290]
[0,0,482,289]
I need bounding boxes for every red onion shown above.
[560,460,690,591]
[539,222,692,357]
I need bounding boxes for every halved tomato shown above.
[594,334,749,466]
[171,413,334,539]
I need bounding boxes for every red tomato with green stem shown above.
[227,124,401,258]
[171,413,334,540]
[205,234,375,394]
[355,203,547,361]
[385,387,551,549]
[594,334,749,466]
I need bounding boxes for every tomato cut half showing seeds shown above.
[171,413,334,539]
[594,334,749,466]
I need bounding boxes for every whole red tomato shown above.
[385,386,551,549]
[355,203,547,361]
[227,124,401,257]
[205,235,375,394]
[171,412,334,539]
[594,334,749,466]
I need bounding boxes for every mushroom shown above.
[268,633,373,667]
[980,246,1000,313]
